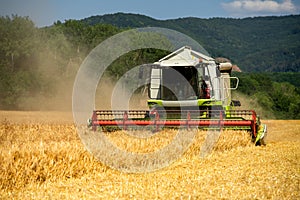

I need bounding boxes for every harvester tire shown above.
[209,106,225,119]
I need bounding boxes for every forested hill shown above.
[82,13,300,72]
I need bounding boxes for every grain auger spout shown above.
[89,46,267,145]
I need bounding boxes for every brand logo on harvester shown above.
[72,27,220,173]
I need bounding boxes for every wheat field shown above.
[0,111,299,199]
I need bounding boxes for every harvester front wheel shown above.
[149,106,167,119]
[209,106,225,119]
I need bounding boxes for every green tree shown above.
[272,82,300,119]
[0,15,37,71]
[0,15,40,109]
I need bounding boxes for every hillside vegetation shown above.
[83,13,300,72]
[0,14,299,119]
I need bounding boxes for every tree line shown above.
[235,72,300,119]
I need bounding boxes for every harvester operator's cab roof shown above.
[154,46,215,67]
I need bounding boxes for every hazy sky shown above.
[1,0,299,27]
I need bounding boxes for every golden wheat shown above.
[0,112,299,199]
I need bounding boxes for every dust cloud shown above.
[17,65,149,112]
[15,55,80,111]
[95,76,148,110]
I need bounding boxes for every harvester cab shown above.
[90,46,266,145]
[147,46,239,114]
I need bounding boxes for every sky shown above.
[0,0,299,27]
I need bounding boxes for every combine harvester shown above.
[89,46,266,145]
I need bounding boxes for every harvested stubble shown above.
[0,115,299,199]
